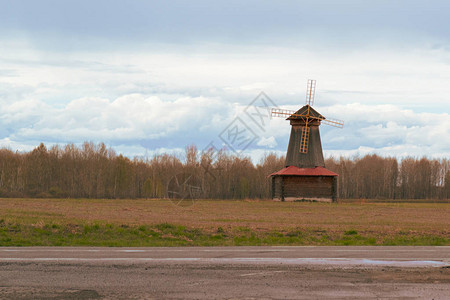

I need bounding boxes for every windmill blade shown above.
[300,125,310,153]
[271,108,296,118]
[271,108,309,119]
[305,79,316,106]
[320,117,344,128]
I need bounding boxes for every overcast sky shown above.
[1,0,449,161]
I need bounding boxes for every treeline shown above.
[326,155,449,199]
[0,142,448,199]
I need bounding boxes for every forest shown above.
[0,142,448,200]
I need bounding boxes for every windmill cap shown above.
[287,105,325,120]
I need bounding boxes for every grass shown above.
[0,198,449,246]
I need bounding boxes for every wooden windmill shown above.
[269,80,344,202]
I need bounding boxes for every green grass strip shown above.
[0,221,448,247]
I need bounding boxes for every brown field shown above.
[1,198,449,238]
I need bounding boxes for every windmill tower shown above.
[269,80,344,202]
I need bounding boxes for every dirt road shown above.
[0,246,448,299]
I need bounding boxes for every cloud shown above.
[325,144,449,160]
[1,87,448,160]
[257,136,277,148]
[0,93,234,149]
[317,103,450,157]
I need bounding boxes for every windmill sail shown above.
[271,108,344,129]
[321,118,344,128]
[306,79,316,106]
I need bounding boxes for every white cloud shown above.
[257,136,277,148]
[1,94,232,145]
[325,144,449,160]
[1,36,449,159]
[0,137,36,152]
[317,103,450,157]
[1,93,448,160]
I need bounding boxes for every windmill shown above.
[268,80,344,202]
[271,79,344,168]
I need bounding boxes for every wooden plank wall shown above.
[272,175,336,201]
[283,176,333,198]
